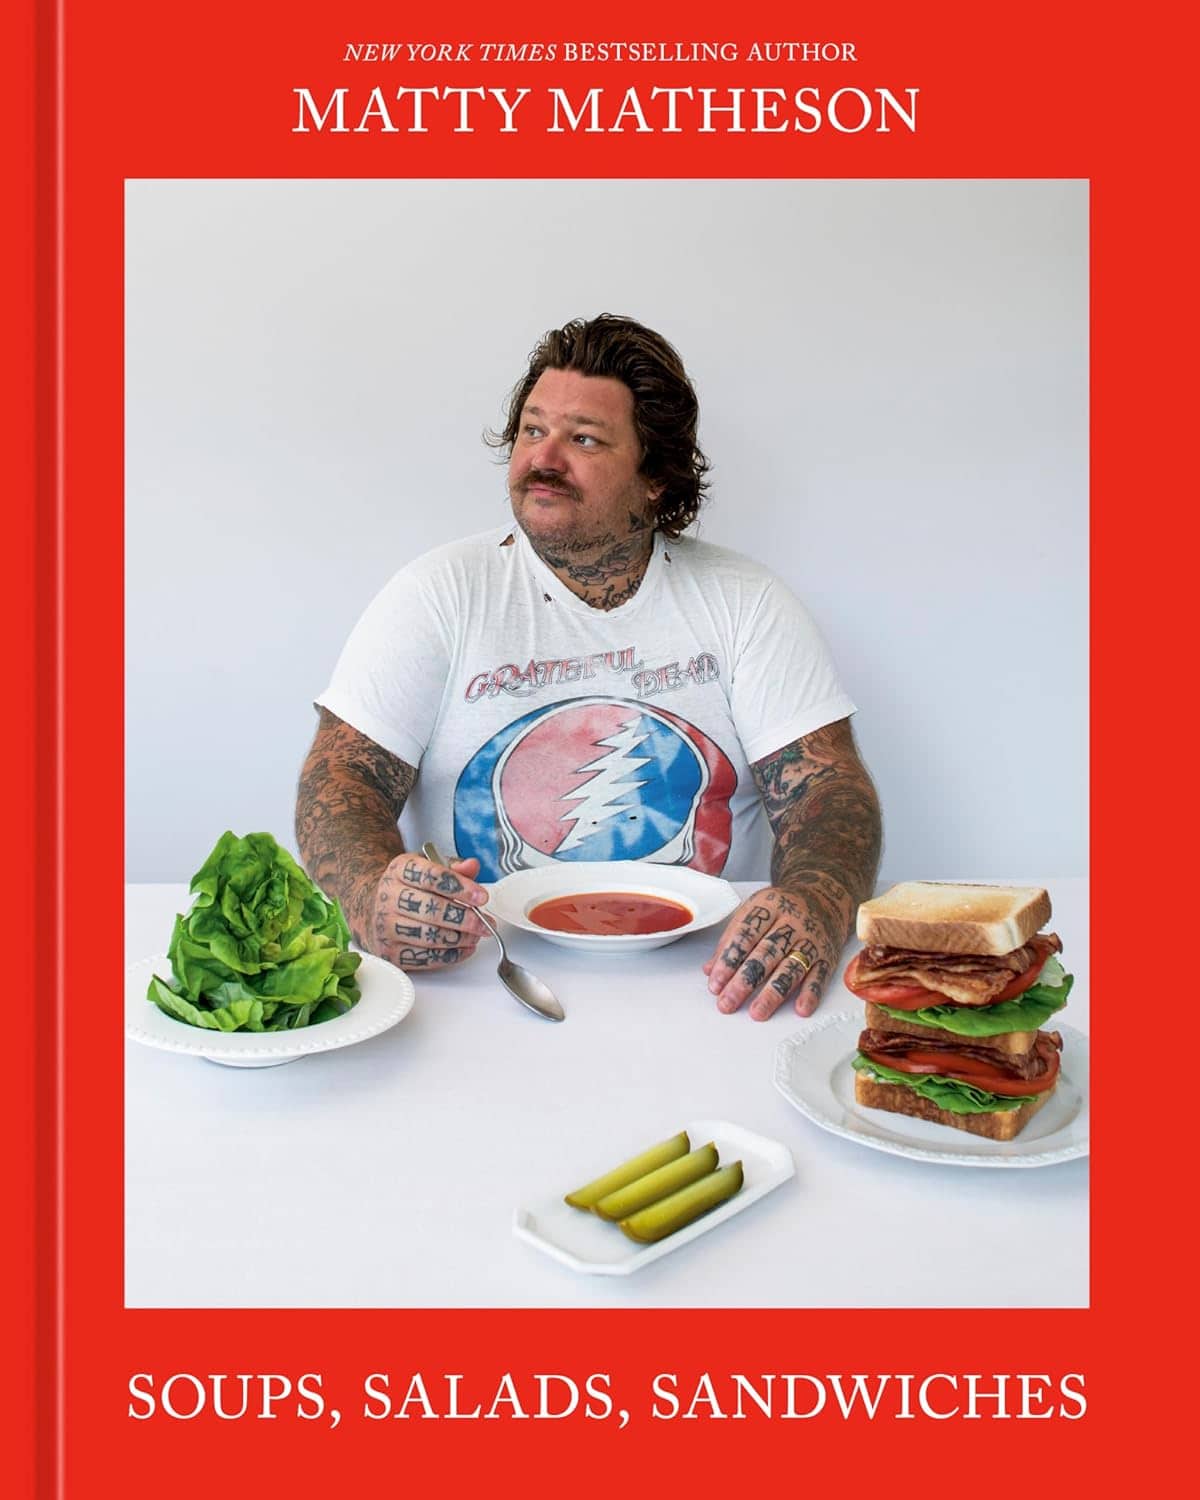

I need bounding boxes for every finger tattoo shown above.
[402,860,464,897]
[394,920,466,946]
[770,940,820,999]
[396,946,463,968]
[741,958,766,991]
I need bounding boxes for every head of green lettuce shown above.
[146,831,363,1031]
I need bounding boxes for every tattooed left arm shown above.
[704,719,882,1020]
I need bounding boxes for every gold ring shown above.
[787,949,812,974]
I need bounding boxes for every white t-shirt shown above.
[317,526,856,882]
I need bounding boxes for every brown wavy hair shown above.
[490,314,710,538]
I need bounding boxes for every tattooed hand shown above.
[702,884,851,1021]
[365,853,490,971]
[708,719,881,1020]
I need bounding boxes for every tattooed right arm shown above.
[294,708,415,947]
[295,709,488,968]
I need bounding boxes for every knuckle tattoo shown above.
[742,959,766,990]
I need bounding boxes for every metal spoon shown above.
[421,842,564,1022]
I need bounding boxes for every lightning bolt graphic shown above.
[555,721,651,853]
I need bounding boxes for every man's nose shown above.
[533,432,568,471]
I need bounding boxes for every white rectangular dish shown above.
[512,1118,794,1275]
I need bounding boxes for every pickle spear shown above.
[618,1162,744,1243]
[594,1144,720,1221]
[564,1131,690,1210]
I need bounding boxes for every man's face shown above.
[508,368,660,552]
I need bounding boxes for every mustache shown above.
[516,469,580,500]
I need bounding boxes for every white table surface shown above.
[125,877,1088,1309]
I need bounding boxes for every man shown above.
[296,315,881,1020]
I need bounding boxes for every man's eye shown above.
[523,424,544,438]
[573,434,598,447]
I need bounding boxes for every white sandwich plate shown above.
[485,861,741,954]
[773,1010,1089,1168]
[125,952,415,1068]
[512,1118,794,1275]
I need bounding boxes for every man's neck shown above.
[528,527,656,611]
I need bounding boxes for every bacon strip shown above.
[854,933,1061,1005]
[858,1028,1062,1082]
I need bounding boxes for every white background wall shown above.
[126,179,1087,883]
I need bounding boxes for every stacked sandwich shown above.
[844,882,1073,1140]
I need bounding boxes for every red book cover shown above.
[13,1,1191,1494]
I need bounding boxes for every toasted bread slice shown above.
[856,881,1052,957]
[853,1071,1053,1140]
[862,1001,1037,1056]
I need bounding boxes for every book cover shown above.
[14,1,1188,1494]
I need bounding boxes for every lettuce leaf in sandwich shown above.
[850,1055,1038,1113]
[872,956,1073,1038]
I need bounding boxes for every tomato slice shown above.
[859,1041,1061,1097]
[844,942,1052,1011]
[989,948,1053,1003]
[842,953,934,1007]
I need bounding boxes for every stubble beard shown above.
[511,476,648,558]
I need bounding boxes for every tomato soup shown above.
[529,892,694,936]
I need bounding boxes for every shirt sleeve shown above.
[315,563,451,769]
[727,574,857,765]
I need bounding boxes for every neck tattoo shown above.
[533,530,655,611]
